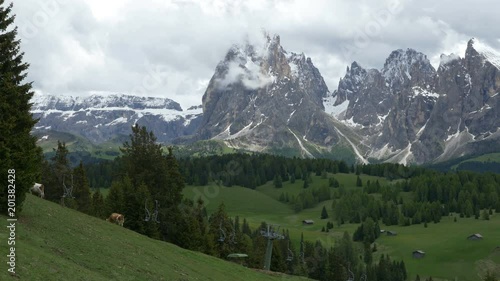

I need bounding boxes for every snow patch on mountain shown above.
[288,128,314,158]
[323,94,348,118]
[382,49,430,85]
[386,143,413,165]
[369,143,396,159]
[412,86,439,99]
[333,127,368,164]
[470,38,500,69]
[226,122,254,140]
[106,117,128,126]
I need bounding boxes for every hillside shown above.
[0,195,311,281]
[184,173,500,280]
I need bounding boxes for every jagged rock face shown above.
[196,35,336,156]
[31,35,499,164]
[330,39,500,164]
[31,93,203,143]
[330,49,438,159]
[417,39,500,162]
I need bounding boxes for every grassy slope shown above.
[450,152,500,169]
[377,214,500,281]
[184,174,500,281]
[185,174,387,250]
[0,195,311,281]
[35,130,123,160]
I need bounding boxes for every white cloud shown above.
[10,0,500,109]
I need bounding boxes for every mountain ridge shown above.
[30,36,500,165]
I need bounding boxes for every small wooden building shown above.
[302,219,314,225]
[386,231,397,236]
[412,250,425,259]
[467,233,483,241]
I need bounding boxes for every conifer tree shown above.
[321,205,329,219]
[73,162,91,214]
[120,124,167,192]
[0,0,42,214]
[106,180,125,215]
[44,141,71,201]
[356,175,363,187]
[90,188,106,219]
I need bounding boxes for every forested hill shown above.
[87,153,500,221]
[75,145,500,280]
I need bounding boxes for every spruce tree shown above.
[356,175,363,187]
[73,162,91,214]
[106,180,125,215]
[321,205,329,219]
[0,1,42,215]
[90,188,106,219]
[120,124,167,192]
[44,141,71,201]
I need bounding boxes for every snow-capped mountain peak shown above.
[382,48,435,87]
[31,92,203,143]
[466,38,500,69]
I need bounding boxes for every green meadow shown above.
[0,195,311,281]
[184,173,500,281]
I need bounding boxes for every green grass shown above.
[0,195,311,281]
[184,174,388,249]
[430,152,500,172]
[376,214,500,281]
[183,173,500,280]
[463,153,500,163]
[36,130,123,161]
[256,174,389,201]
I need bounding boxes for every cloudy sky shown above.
[12,0,500,109]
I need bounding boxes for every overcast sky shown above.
[11,0,500,109]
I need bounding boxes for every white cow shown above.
[30,183,45,198]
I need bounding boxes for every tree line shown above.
[39,124,409,280]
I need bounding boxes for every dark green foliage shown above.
[482,209,490,220]
[43,141,71,202]
[116,125,185,242]
[363,242,373,264]
[106,181,125,215]
[119,124,167,194]
[90,188,106,219]
[353,217,380,244]
[289,185,331,212]
[302,179,309,189]
[329,176,340,188]
[46,144,500,280]
[273,174,283,188]
[73,162,91,214]
[321,205,329,219]
[326,221,334,230]
[356,175,363,187]
[208,203,234,258]
[0,1,42,215]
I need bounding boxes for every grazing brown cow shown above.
[106,213,125,226]
[30,183,45,198]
